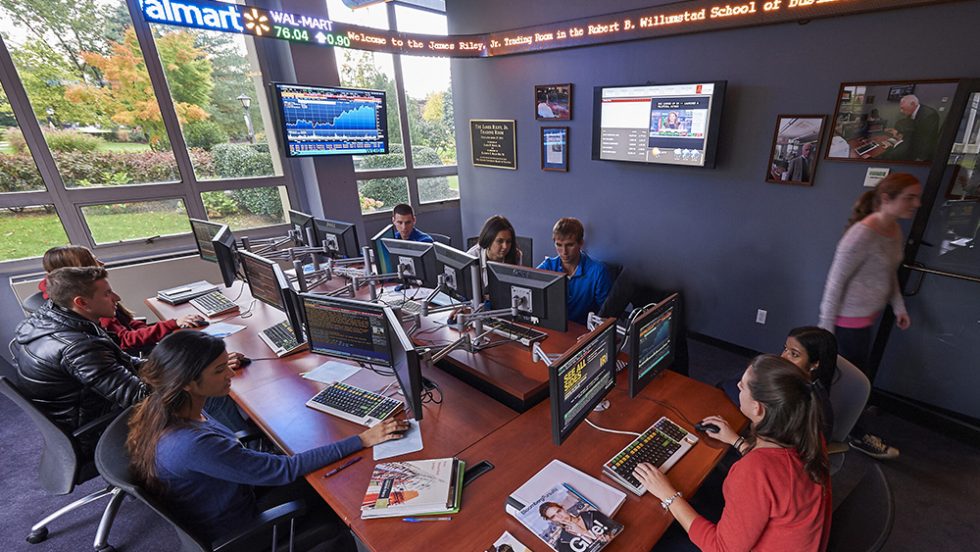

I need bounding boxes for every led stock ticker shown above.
[140,0,956,57]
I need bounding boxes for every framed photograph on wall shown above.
[535,83,572,121]
[541,127,569,171]
[826,79,958,164]
[766,115,825,185]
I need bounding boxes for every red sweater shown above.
[689,447,831,552]
[39,279,179,353]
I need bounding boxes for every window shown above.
[0,0,181,188]
[0,82,46,193]
[0,205,69,262]
[81,198,188,244]
[358,177,408,214]
[418,175,459,204]
[148,26,283,180]
[201,186,290,230]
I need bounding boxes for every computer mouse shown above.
[194,319,210,328]
[695,422,720,434]
[239,356,253,367]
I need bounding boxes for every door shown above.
[871,82,980,424]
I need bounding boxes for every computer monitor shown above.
[189,218,223,262]
[301,294,394,367]
[380,238,436,286]
[212,225,239,288]
[383,307,423,421]
[281,286,307,343]
[238,250,288,311]
[370,224,395,273]
[431,242,479,302]
[486,261,567,332]
[549,317,618,445]
[628,293,679,398]
[314,217,360,258]
[288,210,315,247]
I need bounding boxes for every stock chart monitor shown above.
[273,83,389,157]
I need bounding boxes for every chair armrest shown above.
[235,427,265,445]
[73,409,121,439]
[828,441,850,455]
[212,500,307,552]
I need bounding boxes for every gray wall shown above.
[448,0,974,354]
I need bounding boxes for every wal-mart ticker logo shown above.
[140,0,334,37]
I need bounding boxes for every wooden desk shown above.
[413,313,589,412]
[846,133,900,159]
[358,370,747,551]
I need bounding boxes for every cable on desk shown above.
[585,418,642,437]
[237,299,257,319]
[636,396,698,428]
[229,279,246,302]
[359,361,394,377]
[421,383,443,405]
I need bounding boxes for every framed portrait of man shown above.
[766,115,825,186]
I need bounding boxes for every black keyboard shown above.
[189,291,238,317]
[603,416,697,496]
[482,317,548,346]
[305,381,402,427]
[259,321,301,355]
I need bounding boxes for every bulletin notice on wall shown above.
[470,120,517,169]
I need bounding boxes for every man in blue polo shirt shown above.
[537,217,611,325]
[378,203,433,274]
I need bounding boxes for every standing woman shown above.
[635,355,831,552]
[818,173,922,459]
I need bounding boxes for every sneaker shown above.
[850,433,900,460]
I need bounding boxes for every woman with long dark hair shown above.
[127,331,408,544]
[467,215,522,284]
[40,245,204,355]
[635,355,831,552]
[819,172,922,459]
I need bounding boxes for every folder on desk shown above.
[360,458,465,519]
[156,280,218,305]
[505,459,626,517]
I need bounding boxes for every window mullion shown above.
[124,0,203,219]
[388,2,419,208]
[0,36,93,249]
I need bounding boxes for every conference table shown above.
[146,275,746,551]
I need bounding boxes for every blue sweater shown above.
[155,417,362,543]
[537,252,611,324]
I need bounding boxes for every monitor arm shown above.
[531,342,561,366]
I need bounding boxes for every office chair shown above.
[428,233,452,247]
[828,463,895,552]
[0,376,123,551]
[21,291,46,315]
[465,236,534,267]
[827,355,872,474]
[95,408,337,552]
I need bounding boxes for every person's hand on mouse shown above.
[359,418,411,447]
[700,415,737,445]
[177,314,205,329]
[227,351,247,371]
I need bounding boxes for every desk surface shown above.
[146,278,746,551]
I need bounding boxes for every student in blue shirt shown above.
[537,217,612,325]
[126,331,408,546]
[379,203,434,273]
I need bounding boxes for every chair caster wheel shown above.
[27,527,49,544]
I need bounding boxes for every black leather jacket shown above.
[11,301,148,437]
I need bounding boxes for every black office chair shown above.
[465,236,534,267]
[0,376,123,551]
[22,291,46,315]
[95,408,337,552]
[828,463,895,552]
[428,232,452,247]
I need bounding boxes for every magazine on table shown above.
[513,484,623,552]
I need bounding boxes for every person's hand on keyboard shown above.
[177,314,206,329]
[633,462,677,501]
[358,418,411,447]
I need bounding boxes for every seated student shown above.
[127,331,409,545]
[537,217,612,325]
[720,326,836,438]
[466,215,523,285]
[379,203,434,274]
[12,266,249,455]
[635,355,831,552]
[38,245,203,356]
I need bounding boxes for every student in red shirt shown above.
[39,245,203,356]
[635,354,831,552]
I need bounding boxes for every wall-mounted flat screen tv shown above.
[592,81,726,168]
[272,83,389,158]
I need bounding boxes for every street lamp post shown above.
[237,94,255,144]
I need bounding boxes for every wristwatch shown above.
[660,490,683,511]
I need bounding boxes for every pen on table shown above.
[402,517,452,522]
[323,456,361,478]
[562,483,599,510]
